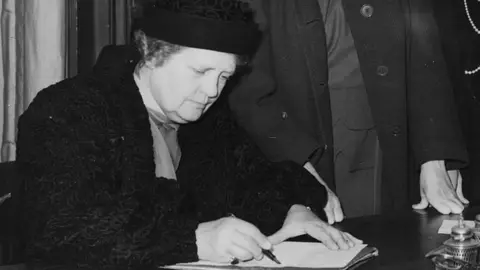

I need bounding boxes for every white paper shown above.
[166,241,367,269]
[438,220,475,234]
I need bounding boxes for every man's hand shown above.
[412,160,468,214]
[0,193,11,206]
[304,162,344,224]
[324,188,344,225]
[268,204,361,250]
[446,169,469,205]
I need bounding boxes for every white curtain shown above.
[0,0,65,162]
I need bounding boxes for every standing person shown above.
[230,0,469,221]
[433,0,480,205]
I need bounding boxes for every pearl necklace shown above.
[463,0,480,75]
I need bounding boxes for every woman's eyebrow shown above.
[192,66,235,73]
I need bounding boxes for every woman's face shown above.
[145,47,237,124]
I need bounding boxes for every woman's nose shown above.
[201,76,220,98]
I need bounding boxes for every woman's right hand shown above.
[195,216,272,263]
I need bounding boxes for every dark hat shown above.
[135,0,262,55]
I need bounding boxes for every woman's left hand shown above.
[268,204,362,250]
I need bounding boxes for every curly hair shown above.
[133,30,184,73]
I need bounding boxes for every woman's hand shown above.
[268,204,362,250]
[195,216,272,263]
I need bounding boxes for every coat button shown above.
[281,111,288,119]
[391,126,401,136]
[360,4,374,18]
[377,65,389,76]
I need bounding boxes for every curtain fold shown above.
[77,0,131,73]
[0,0,66,162]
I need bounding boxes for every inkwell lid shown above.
[444,224,480,249]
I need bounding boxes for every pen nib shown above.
[272,257,282,265]
[263,249,282,265]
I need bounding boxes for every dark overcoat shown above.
[230,0,468,212]
[433,0,480,204]
[16,45,327,269]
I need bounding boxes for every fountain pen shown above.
[263,249,282,264]
[231,249,281,265]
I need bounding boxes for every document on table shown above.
[164,241,378,270]
[438,220,475,234]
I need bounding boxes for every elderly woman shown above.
[16,0,360,269]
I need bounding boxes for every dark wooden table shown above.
[2,160,478,269]
[2,208,480,270]
[332,206,480,269]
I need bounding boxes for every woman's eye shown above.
[193,69,206,75]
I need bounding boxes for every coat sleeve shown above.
[229,1,325,166]
[16,79,199,268]
[405,0,468,170]
[219,161,329,237]
[275,161,328,219]
[175,107,329,237]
